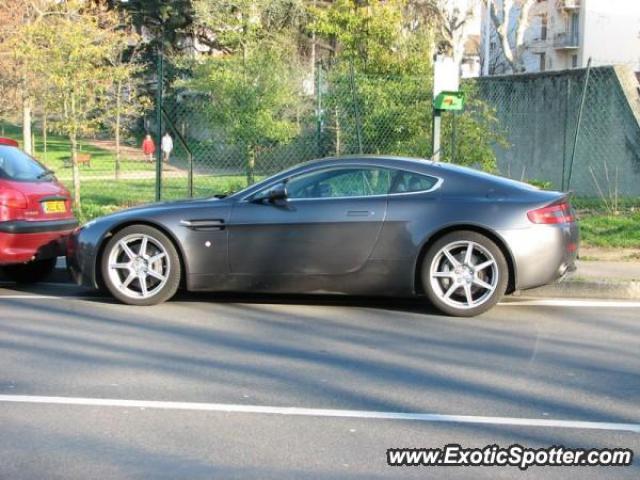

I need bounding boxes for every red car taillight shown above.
[527,199,574,225]
[0,188,28,209]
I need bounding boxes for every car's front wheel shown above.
[421,231,508,317]
[1,257,57,284]
[101,225,181,306]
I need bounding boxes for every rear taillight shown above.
[0,189,28,209]
[527,199,574,225]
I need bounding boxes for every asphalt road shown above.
[0,279,638,479]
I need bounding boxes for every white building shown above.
[482,0,640,75]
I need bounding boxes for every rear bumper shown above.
[0,219,78,265]
[500,221,580,291]
[0,219,78,234]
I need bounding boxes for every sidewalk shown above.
[525,259,640,300]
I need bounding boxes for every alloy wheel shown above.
[106,233,171,300]
[429,240,499,310]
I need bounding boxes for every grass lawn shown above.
[578,211,640,249]
[1,122,254,222]
[1,123,154,180]
[3,122,640,245]
[76,176,251,222]
[75,175,256,222]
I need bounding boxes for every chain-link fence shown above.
[470,64,640,199]
[157,60,502,203]
[158,62,438,201]
[2,60,639,220]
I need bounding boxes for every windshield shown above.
[0,146,50,181]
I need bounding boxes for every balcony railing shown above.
[558,0,581,9]
[554,32,580,49]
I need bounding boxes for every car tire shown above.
[101,225,181,306]
[1,257,57,284]
[421,231,508,317]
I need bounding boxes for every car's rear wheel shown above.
[1,257,57,284]
[101,225,181,306]
[421,231,508,317]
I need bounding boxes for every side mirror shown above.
[253,182,288,203]
[267,182,288,202]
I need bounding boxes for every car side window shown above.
[286,167,393,199]
[389,170,439,194]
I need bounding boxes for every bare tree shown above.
[430,0,479,68]
[482,0,534,73]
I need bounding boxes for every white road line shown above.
[499,299,640,308]
[0,295,61,300]
[0,294,104,301]
[0,395,638,433]
[1,294,639,309]
[0,281,73,288]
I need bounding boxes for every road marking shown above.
[0,294,104,301]
[0,395,638,433]
[0,295,62,300]
[0,281,73,288]
[1,294,639,309]
[499,299,640,308]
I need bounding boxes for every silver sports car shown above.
[67,156,579,316]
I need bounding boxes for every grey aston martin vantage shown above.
[67,156,579,316]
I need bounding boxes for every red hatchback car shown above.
[0,137,77,282]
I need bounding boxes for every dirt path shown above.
[56,169,187,182]
[86,139,184,173]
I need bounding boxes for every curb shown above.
[520,278,640,301]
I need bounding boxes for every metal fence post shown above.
[349,62,364,154]
[316,62,323,157]
[451,111,457,164]
[432,109,442,162]
[155,44,164,202]
[561,75,571,190]
[566,58,592,191]
[161,107,194,198]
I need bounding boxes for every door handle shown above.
[180,219,225,231]
[346,210,374,217]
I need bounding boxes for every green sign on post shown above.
[434,91,466,111]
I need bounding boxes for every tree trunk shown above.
[42,109,47,162]
[310,0,317,94]
[115,81,122,180]
[70,132,81,209]
[22,95,32,155]
[334,105,341,156]
[70,94,81,209]
[246,144,256,185]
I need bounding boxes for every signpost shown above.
[432,56,465,162]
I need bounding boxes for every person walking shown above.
[161,132,173,164]
[141,134,155,163]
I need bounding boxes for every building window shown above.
[539,15,548,41]
[570,13,580,42]
[572,55,578,68]
[538,53,546,72]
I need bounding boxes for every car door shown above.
[227,166,391,275]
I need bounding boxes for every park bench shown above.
[63,153,91,168]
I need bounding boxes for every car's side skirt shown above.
[186,259,415,296]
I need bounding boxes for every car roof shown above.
[295,155,436,172]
